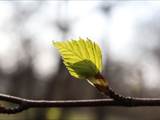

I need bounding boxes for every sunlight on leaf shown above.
[52,38,102,79]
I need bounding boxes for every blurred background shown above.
[1,1,160,120]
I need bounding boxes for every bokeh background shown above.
[1,1,160,120]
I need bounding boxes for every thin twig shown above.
[1,93,160,114]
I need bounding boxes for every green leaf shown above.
[52,38,102,79]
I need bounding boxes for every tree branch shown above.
[1,93,160,114]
